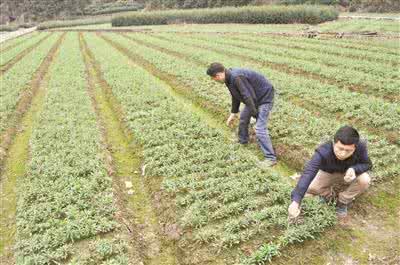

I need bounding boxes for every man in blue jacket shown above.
[288,126,372,218]
[207,63,277,167]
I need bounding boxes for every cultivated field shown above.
[0,27,399,265]
[56,18,400,34]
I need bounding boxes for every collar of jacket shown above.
[224,68,232,87]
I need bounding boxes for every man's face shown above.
[333,141,356,160]
[211,72,225,84]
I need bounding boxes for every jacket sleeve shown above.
[231,97,240,114]
[234,76,258,117]
[352,143,372,175]
[291,151,323,204]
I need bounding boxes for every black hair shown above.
[206,62,225,77]
[334,125,360,145]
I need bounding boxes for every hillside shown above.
[0,0,143,24]
[1,0,399,25]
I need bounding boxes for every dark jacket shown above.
[291,141,372,203]
[225,68,274,117]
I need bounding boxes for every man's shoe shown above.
[336,201,348,218]
[257,159,277,169]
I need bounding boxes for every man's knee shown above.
[306,186,320,195]
[307,185,332,197]
[255,124,267,136]
[308,183,328,196]
[357,172,371,190]
[306,171,334,196]
[255,128,263,136]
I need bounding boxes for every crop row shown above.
[135,23,307,34]
[37,17,111,30]
[143,23,399,55]
[0,33,61,135]
[14,33,126,264]
[138,33,400,139]
[229,34,399,65]
[102,32,399,183]
[0,33,51,67]
[165,33,399,100]
[84,32,336,262]
[0,32,39,53]
[291,35,400,55]
[212,34,398,77]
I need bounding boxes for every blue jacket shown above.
[291,141,372,203]
[225,68,274,116]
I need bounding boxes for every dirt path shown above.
[0,27,37,44]
[339,15,400,20]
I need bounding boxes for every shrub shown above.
[83,2,144,16]
[0,24,19,32]
[112,5,339,26]
[280,0,340,4]
[19,22,37,28]
[37,17,111,30]
[348,0,400,12]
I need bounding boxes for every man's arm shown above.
[351,142,372,175]
[231,97,240,114]
[234,76,258,117]
[291,152,323,204]
[227,92,240,127]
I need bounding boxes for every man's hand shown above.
[288,201,300,219]
[226,113,238,127]
[344,168,356,183]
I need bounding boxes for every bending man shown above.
[207,63,277,167]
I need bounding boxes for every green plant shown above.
[0,24,19,32]
[37,17,111,30]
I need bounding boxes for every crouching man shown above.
[288,126,372,219]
